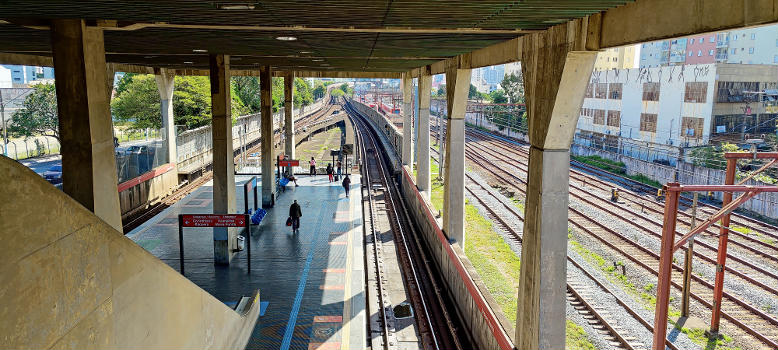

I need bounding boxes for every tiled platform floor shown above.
[128,174,365,350]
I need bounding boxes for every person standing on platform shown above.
[326,163,334,183]
[336,160,342,178]
[342,174,351,198]
[309,157,316,176]
[289,200,302,234]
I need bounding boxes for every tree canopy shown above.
[489,89,508,104]
[500,72,524,104]
[8,83,59,140]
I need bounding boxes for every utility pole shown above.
[681,192,698,318]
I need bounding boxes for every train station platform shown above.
[127,174,366,350]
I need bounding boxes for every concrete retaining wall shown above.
[572,144,778,219]
[118,165,178,216]
[350,98,514,350]
[0,155,261,349]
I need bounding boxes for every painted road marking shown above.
[314,316,343,323]
[341,183,355,350]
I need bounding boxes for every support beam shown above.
[155,68,176,164]
[260,66,275,207]
[442,63,470,248]
[284,71,295,174]
[515,19,597,350]
[401,73,414,167]
[51,19,122,231]
[210,53,236,265]
[416,67,432,199]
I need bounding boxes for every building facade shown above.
[575,64,778,164]
[594,46,638,71]
[640,23,778,68]
[0,65,55,86]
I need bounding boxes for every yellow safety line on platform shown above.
[341,186,355,350]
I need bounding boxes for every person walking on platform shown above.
[342,174,351,198]
[289,200,302,234]
[309,157,316,177]
[326,163,334,183]
[336,160,342,178]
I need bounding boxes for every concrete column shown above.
[515,23,597,349]
[416,68,432,199]
[50,19,122,231]
[209,54,236,265]
[442,64,470,248]
[260,66,275,207]
[284,71,295,173]
[401,73,414,166]
[155,68,176,164]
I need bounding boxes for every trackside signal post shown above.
[652,152,778,350]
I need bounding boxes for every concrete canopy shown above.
[0,0,638,74]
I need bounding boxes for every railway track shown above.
[346,100,471,350]
[122,97,336,233]
[450,128,778,348]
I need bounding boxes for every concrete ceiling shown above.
[0,1,637,72]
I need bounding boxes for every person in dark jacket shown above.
[326,163,334,183]
[342,175,351,198]
[289,200,302,233]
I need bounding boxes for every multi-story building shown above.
[576,64,778,164]
[0,65,55,86]
[685,34,717,64]
[594,46,638,71]
[640,23,778,68]
[0,66,11,88]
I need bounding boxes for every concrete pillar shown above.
[401,73,414,166]
[515,22,597,350]
[155,68,176,164]
[442,63,470,248]
[260,66,275,207]
[416,67,432,199]
[50,19,122,231]
[284,72,295,173]
[209,54,236,265]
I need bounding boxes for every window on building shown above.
[595,83,608,99]
[690,39,695,44]
[689,52,693,57]
[733,35,738,41]
[584,84,594,98]
[749,47,754,54]
[716,81,758,102]
[609,83,623,99]
[681,117,704,138]
[698,50,702,56]
[643,82,660,101]
[751,33,756,40]
[731,48,737,54]
[593,109,606,125]
[607,111,621,127]
[710,36,715,43]
[774,55,778,63]
[709,49,714,56]
[684,82,708,103]
[640,113,658,133]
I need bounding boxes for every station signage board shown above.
[180,214,246,227]
[279,159,300,167]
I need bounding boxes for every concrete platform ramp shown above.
[0,155,260,349]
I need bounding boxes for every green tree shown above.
[489,89,508,104]
[500,72,524,104]
[294,77,314,107]
[112,74,249,130]
[688,142,743,170]
[469,84,479,99]
[437,84,446,97]
[8,83,60,140]
[232,76,261,113]
[312,84,326,99]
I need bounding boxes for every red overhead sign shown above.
[180,214,247,227]
[279,159,300,167]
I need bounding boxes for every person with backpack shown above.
[326,163,334,183]
[309,157,316,176]
[288,200,302,234]
[342,174,351,198]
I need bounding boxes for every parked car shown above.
[43,165,62,184]
[124,145,153,156]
